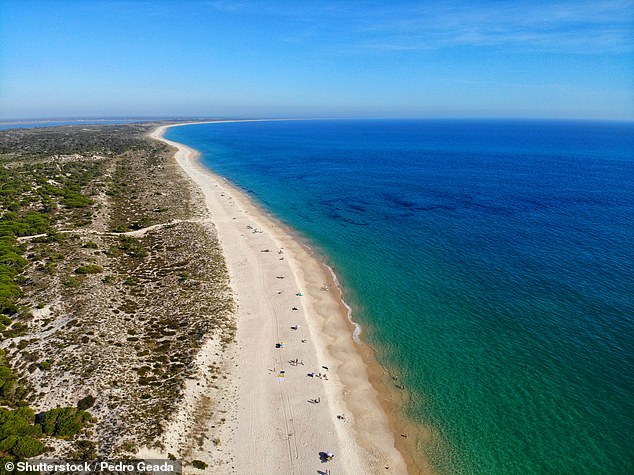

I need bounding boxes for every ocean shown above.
[165,119,634,474]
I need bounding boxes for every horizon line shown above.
[1,115,633,125]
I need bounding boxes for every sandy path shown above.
[150,123,407,475]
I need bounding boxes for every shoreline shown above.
[150,123,413,474]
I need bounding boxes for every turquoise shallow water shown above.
[166,119,634,474]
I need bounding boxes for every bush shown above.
[74,264,103,274]
[0,353,18,404]
[0,434,19,452]
[0,211,50,238]
[38,361,51,371]
[39,407,92,438]
[69,439,97,460]
[62,277,81,288]
[61,187,93,208]
[0,236,26,314]
[77,395,95,410]
[118,236,148,258]
[191,460,207,470]
[10,436,44,458]
[0,251,27,270]
[0,406,45,459]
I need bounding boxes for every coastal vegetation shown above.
[0,124,236,459]
[0,356,94,464]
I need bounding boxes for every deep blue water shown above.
[166,119,634,474]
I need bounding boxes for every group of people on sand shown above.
[308,371,329,380]
[267,249,343,473]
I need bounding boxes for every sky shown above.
[0,0,633,120]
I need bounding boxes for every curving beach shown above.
[150,124,408,474]
[4,1,632,472]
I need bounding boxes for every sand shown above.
[150,123,408,474]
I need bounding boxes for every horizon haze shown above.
[1,0,633,121]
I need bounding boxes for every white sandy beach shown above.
[149,123,408,474]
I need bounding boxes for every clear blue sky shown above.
[1,0,633,120]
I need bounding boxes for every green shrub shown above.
[0,236,26,314]
[0,251,27,270]
[39,407,92,438]
[118,236,148,258]
[61,187,93,208]
[74,264,103,274]
[0,352,19,404]
[0,274,21,314]
[0,406,45,459]
[69,439,97,460]
[38,361,51,371]
[0,211,50,238]
[0,434,19,452]
[10,436,44,458]
[0,366,16,405]
[62,277,81,288]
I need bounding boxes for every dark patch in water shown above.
[348,203,367,212]
[414,204,456,212]
[326,209,370,226]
